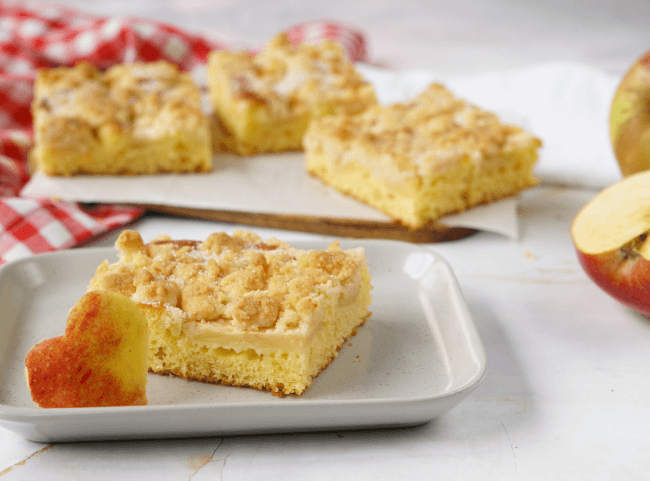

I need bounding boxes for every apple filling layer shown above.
[88,230,372,395]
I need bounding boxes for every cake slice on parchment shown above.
[206,32,377,155]
[303,83,542,230]
[31,61,211,176]
[88,229,372,396]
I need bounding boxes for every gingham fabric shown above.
[0,1,369,266]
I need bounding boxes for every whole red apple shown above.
[571,170,650,315]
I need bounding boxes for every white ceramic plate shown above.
[0,240,487,442]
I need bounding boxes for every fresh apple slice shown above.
[610,50,650,177]
[571,170,650,315]
[25,290,149,408]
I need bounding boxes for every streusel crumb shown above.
[92,230,366,330]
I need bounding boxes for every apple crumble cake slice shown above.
[303,83,542,229]
[88,229,372,396]
[31,61,211,176]
[206,32,377,155]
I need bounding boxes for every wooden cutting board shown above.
[140,204,476,243]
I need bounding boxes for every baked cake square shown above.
[88,229,372,396]
[31,61,211,176]
[206,32,377,155]
[304,83,543,229]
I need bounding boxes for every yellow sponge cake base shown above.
[305,146,539,228]
[143,268,371,395]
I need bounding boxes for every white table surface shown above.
[3,0,650,479]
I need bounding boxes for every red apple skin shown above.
[25,291,148,408]
[575,248,650,316]
[25,336,145,408]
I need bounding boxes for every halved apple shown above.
[610,50,650,177]
[25,290,149,408]
[571,170,650,315]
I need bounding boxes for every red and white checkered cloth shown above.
[0,1,369,266]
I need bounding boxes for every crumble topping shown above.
[304,82,542,183]
[33,60,206,143]
[208,32,376,117]
[91,230,366,333]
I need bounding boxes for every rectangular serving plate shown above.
[0,239,486,442]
